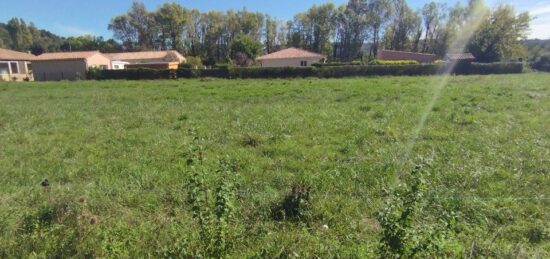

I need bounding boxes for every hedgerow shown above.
[87,62,525,80]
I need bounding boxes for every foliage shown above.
[468,4,531,62]
[377,162,454,258]
[369,59,419,65]
[312,61,362,67]
[229,34,263,66]
[0,18,121,55]
[87,68,170,80]
[181,56,203,69]
[531,56,550,72]
[271,182,313,222]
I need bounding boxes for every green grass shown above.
[0,74,549,257]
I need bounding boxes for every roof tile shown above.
[0,48,36,61]
[257,48,325,60]
[34,51,103,61]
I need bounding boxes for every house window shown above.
[0,63,9,74]
[300,60,308,66]
[114,65,120,69]
[10,62,18,74]
[26,63,32,74]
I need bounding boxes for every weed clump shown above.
[271,182,312,222]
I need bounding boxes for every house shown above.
[256,48,326,67]
[106,50,186,70]
[0,48,35,81]
[445,53,475,62]
[33,51,111,81]
[111,60,130,70]
[378,50,436,63]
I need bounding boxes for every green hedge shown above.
[88,62,524,80]
[368,59,419,65]
[88,68,171,80]
[453,62,524,75]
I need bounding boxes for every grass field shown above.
[0,74,549,257]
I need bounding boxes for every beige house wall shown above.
[0,60,33,81]
[33,53,111,81]
[259,57,324,68]
[86,54,111,69]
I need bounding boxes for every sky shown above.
[1,0,548,40]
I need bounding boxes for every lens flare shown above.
[394,2,489,182]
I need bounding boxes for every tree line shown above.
[1,0,532,64]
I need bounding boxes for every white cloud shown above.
[530,15,550,39]
[529,5,550,16]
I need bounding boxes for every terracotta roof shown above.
[446,53,475,60]
[34,51,103,61]
[106,50,185,62]
[257,48,326,60]
[0,48,36,61]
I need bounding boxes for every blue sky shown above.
[1,0,548,39]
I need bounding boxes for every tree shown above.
[364,0,393,58]
[6,18,33,51]
[468,4,530,62]
[155,3,188,52]
[334,1,369,61]
[421,1,446,53]
[383,0,420,51]
[230,34,262,66]
[109,15,137,50]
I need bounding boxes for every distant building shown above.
[106,50,186,70]
[112,60,130,70]
[33,51,111,81]
[445,53,475,62]
[377,50,436,63]
[0,48,35,81]
[256,48,326,67]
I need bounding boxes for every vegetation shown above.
[87,62,524,80]
[0,18,122,55]
[2,0,532,64]
[369,59,419,65]
[0,74,549,257]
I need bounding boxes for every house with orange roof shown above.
[0,48,35,81]
[105,50,186,70]
[256,48,326,67]
[32,51,111,81]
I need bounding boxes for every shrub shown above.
[317,64,441,78]
[369,59,419,65]
[87,68,170,80]
[312,61,362,67]
[531,56,550,72]
[230,67,317,79]
[271,182,312,222]
[453,62,524,75]
[182,56,203,69]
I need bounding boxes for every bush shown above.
[182,56,203,69]
[88,62,524,80]
[312,61,362,67]
[369,59,419,65]
[531,56,550,72]
[453,62,524,75]
[230,67,318,79]
[317,64,441,78]
[87,68,170,80]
